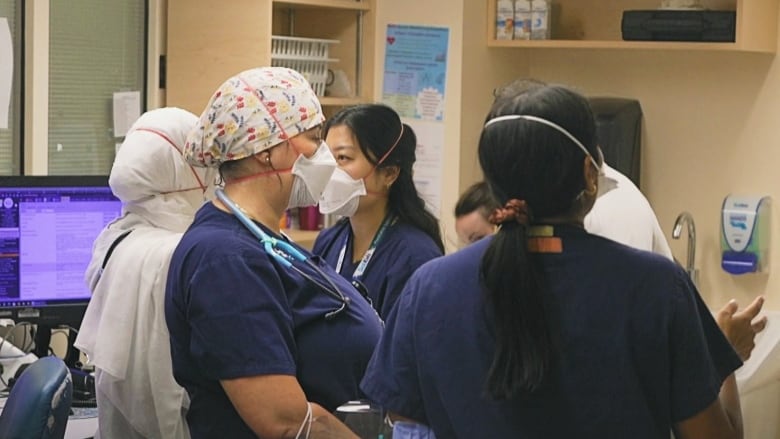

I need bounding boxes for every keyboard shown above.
[71,393,97,408]
[70,406,98,419]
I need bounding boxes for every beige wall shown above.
[156,0,779,312]
[460,2,531,191]
[374,0,465,249]
[374,0,531,249]
[529,47,779,311]
[377,2,780,311]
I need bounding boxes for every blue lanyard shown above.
[216,189,307,267]
[335,214,395,281]
[215,188,350,319]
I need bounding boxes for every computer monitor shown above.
[0,176,121,362]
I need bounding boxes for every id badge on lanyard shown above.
[335,215,394,283]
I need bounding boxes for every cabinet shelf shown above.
[273,0,370,11]
[488,39,750,51]
[486,0,778,53]
[167,0,375,115]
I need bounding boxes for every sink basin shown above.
[734,310,780,439]
[736,310,780,394]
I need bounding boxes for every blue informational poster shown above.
[382,24,449,121]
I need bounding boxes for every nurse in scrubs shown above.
[313,104,444,319]
[165,67,381,439]
[362,85,744,438]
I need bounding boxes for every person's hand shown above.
[716,296,768,362]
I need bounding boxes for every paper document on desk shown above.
[735,310,780,395]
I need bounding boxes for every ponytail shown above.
[480,221,553,399]
[477,84,597,400]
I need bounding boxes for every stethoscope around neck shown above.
[215,188,350,320]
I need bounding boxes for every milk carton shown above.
[514,0,532,40]
[531,0,551,40]
[496,0,514,40]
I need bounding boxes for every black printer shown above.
[622,10,736,42]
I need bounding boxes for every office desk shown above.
[0,396,98,439]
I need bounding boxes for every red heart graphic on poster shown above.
[387,36,396,45]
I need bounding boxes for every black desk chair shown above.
[0,356,73,439]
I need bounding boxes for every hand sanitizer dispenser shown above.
[721,195,771,275]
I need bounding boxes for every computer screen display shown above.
[0,176,121,328]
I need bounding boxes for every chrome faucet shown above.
[672,211,698,286]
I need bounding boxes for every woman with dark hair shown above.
[360,85,744,438]
[453,181,500,246]
[313,104,444,319]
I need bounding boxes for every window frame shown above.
[21,0,162,176]
[0,0,23,175]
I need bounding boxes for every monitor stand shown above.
[32,323,51,358]
[32,323,95,405]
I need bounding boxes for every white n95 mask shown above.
[596,167,618,198]
[319,168,367,217]
[288,141,337,209]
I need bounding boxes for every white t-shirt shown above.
[585,163,673,260]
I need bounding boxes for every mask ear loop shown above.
[223,165,294,186]
[133,127,207,193]
[363,123,404,197]
[223,149,294,186]
[484,114,600,203]
[484,114,600,171]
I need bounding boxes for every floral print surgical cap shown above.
[185,67,325,168]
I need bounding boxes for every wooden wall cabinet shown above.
[486,0,778,53]
[166,0,375,115]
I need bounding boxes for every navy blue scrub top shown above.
[361,225,742,438]
[165,203,383,439]
[313,218,442,319]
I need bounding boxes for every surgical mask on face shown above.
[288,141,337,209]
[319,124,406,217]
[318,168,367,217]
[596,168,617,198]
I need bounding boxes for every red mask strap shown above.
[133,127,207,192]
[365,123,404,179]
[364,190,389,198]
[225,166,294,186]
[376,123,404,166]
[159,186,205,195]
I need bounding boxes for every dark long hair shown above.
[478,85,598,399]
[454,181,500,220]
[323,104,444,252]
